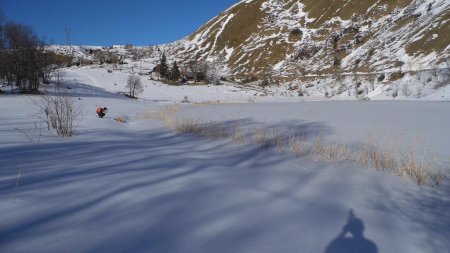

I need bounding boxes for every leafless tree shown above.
[1,21,49,93]
[435,58,450,88]
[445,58,450,79]
[52,67,65,87]
[108,52,119,67]
[401,83,412,96]
[205,60,225,85]
[188,60,208,82]
[187,59,225,84]
[126,74,143,97]
[430,63,438,79]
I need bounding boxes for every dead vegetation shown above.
[232,122,247,145]
[314,138,350,161]
[288,137,310,158]
[35,89,81,137]
[114,117,127,123]
[154,107,445,186]
[358,143,398,173]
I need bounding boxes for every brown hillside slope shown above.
[172,0,449,82]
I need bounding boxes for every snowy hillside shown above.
[45,0,450,101]
[168,0,450,99]
[173,0,450,78]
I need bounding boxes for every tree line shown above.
[157,53,180,84]
[156,52,225,85]
[0,11,65,93]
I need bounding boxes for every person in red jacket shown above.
[96,106,108,118]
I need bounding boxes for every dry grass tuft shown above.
[429,170,445,185]
[398,153,433,185]
[273,131,285,150]
[288,136,310,157]
[203,123,229,139]
[114,117,127,123]
[314,138,349,161]
[142,105,181,123]
[254,129,272,149]
[171,118,229,139]
[358,145,398,173]
[232,123,247,145]
[152,107,445,186]
[172,118,201,134]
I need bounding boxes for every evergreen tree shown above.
[159,53,168,79]
[170,61,180,84]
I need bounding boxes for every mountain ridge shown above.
[46,0,450,100]
[170,0,449,82]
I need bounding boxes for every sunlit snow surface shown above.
[0,68,449,253]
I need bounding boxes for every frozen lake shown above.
[178,101,450,165]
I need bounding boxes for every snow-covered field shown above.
[1,67,449,253]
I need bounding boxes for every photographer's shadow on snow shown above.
[324,209,378,253]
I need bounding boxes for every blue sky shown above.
[0,0,239,46]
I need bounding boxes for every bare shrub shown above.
[433,80,447,89]
[205,60,224,85]
[37,89,80,137]
[444,59,450,83]
[52,67,66,87]
[401,84,411,96]
[433,61,450,89]
[416,87,423,98]
[392,89,398,98]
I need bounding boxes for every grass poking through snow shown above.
[155,108,446,186]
